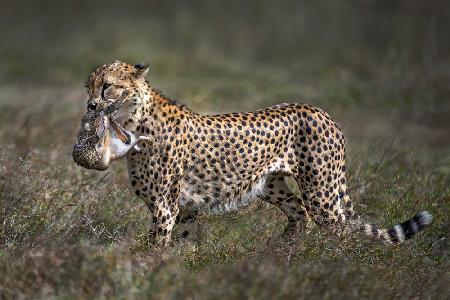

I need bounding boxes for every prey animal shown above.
[95,92,152,166]
[73,61,432,247]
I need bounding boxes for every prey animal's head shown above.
[73,61,150,170]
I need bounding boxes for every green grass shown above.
[0,73,449,299]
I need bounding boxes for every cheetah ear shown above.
[133,62,149,79]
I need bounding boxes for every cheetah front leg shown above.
[148,201,179,248]
[143,182,181,248]
[173,208,199,241]
[127,138,186,249]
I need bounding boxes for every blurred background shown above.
[1,0,449,151]
[0,1,449,298]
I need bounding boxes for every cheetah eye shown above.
[101,83,112,99]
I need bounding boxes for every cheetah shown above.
[73,61,432,247]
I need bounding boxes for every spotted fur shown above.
[73,61,432,247]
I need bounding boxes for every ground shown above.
[0,60,449,298]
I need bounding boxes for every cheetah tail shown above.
[349,211,433,244]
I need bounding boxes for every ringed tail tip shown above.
[387,210,433,244]
[415,211,433,226]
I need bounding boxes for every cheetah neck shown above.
[122,83,194,148]
[137,84,193,124]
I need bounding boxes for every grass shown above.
[1,1,450,298]
[0,73,449,299]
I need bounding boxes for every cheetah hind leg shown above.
[261,174,310,236]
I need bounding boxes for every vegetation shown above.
[0,1,449,298]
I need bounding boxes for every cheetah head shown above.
[73,61,149,170]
